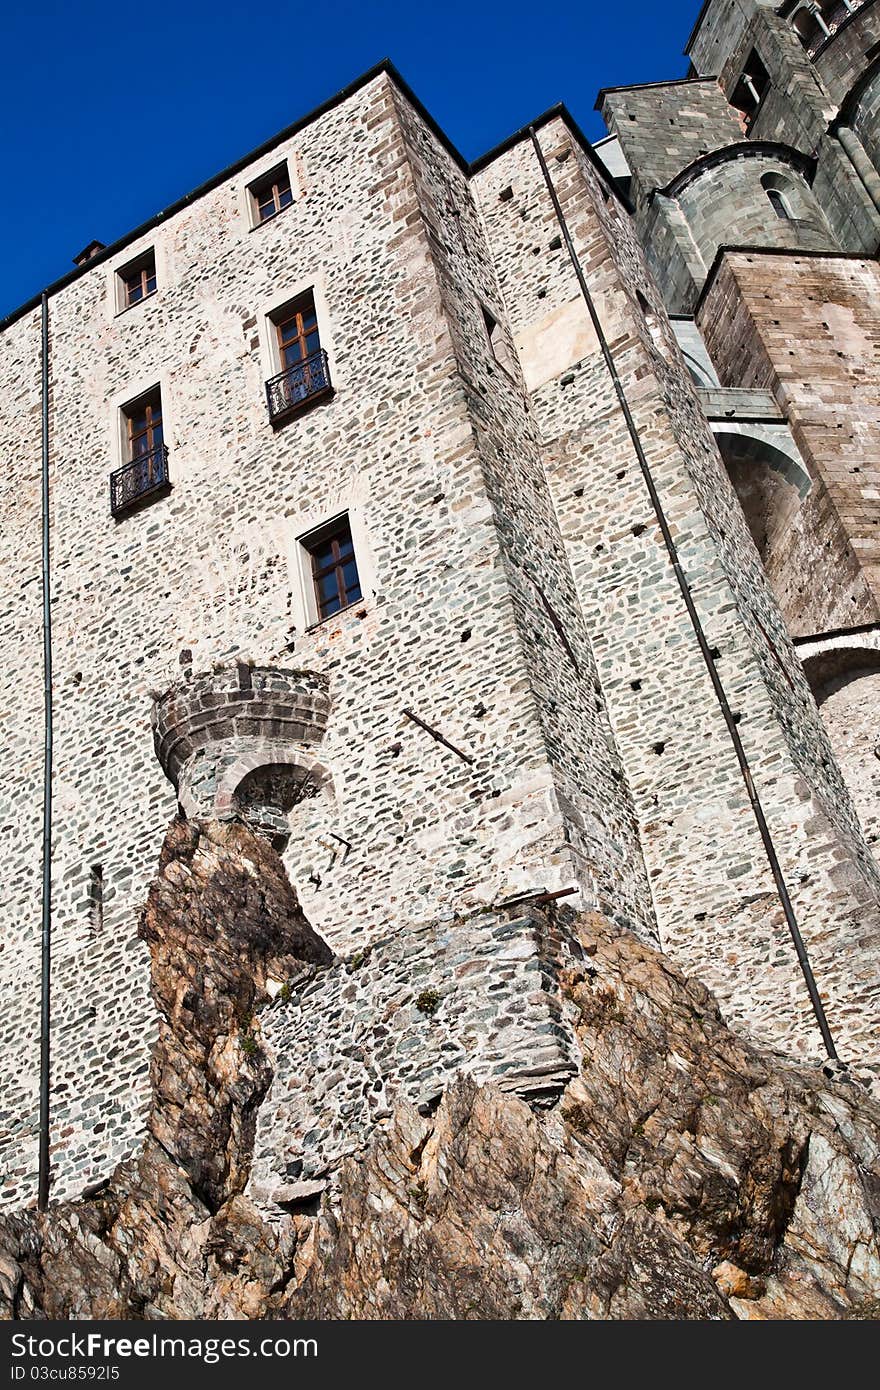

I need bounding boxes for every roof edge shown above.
[1,62,625,332]
[694,242,874,316]
[594,74,716,111]
[684,1,713,57]
[660,140,816,198]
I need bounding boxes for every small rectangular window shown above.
[303,516,362,622]
[111,385,169,517]
[265,290,332,423]
[124,387,163,461]
[118,250,157,309]
[250,162,293,225]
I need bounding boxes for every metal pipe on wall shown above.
[38,290,54,1210]
[528,125,840,1062]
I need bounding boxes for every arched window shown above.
[761,171,796,219]
[767,187,791,218]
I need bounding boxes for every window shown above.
[265,290,332,423]
[303,516,362,621]
[731,51,770,120]
[250,162,293,225]
[111,385,170,517]
[276,291,321,371]
[125,388,163,460]
[761,172,796,219]
[118,250,157,309]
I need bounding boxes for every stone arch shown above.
[714,427,811,564]
[215,741,330,847]
[222,748,342,903]
[713,426,820,632]
[801,643,880,847]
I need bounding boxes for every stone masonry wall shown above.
[600,81,744,217]
[0,309,47,1211]
[714,425,866,639]
[699,251,880,625]
[249,901,581,1197]
[0,74,653,1211]
[389,87,656,939]
[473,116,880,1081]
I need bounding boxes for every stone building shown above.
[0,0,878,1211]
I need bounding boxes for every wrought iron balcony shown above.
[110,444,170,518]
[265,349,333,424]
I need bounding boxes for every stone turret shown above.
[152,664,331,847]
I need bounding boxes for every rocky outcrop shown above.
[1,819,878,1320]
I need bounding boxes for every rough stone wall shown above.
[0,75,653,1212]
[638,196,709,314]
[713,423,874,638]
[600,79,841,312]
[473,116,880,1082]
[249,900,581,1196]
[815,3,880,105]
[813,134,880,255]
[600,80,744,215]
[698,251,880,624]
[850,61,880,172]
[688,1,834,153]
[687,0,756,78]
[0,310,46,1211]
[388,87,656,938]
[674,154,838,264]
[798,630,880,852]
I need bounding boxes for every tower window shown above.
[249,162,293,225]
[767,188,791,219]
[731,50,770,119]
[761,172,796,219]
[117,250,157,310]
[303,515,362,622]
[275,290,321,371]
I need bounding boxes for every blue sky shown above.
[0,1,698,317]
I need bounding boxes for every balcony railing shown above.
[266,349,333,424]
[110,444,170,518]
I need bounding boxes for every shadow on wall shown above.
[802,645,880,848]
[714,429,810,567]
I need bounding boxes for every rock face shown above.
[1,819,878,1320]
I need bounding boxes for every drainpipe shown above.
[528,126,839,1062]
[38,290,54,1210]
[835,124,880,216]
